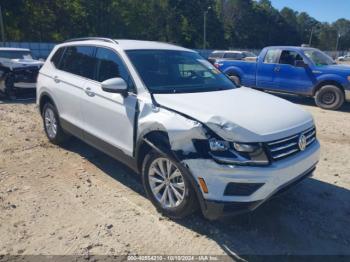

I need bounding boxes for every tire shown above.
[315,85,344,110]
[42,103,70,145]
[4,73,17,100]
[227,74,241,86]
[142,150,198,219]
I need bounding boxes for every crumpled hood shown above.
[154,87,314,142]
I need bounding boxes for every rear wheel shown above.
[315,85,344,110]
[142,150,198,219]
[42,103,70,145]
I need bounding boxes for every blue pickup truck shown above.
[215,46,350,110]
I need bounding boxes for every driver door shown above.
[275,50,314,94]
[80,47,137,156]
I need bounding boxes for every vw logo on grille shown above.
[298,134,307,151]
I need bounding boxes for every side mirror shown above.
[295,60,308,68]
[101,78,128,95]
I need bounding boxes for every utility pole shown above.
[0,5,5,45]
[203,7,211,50]
[309,27,314,46]
[335,33,341,58]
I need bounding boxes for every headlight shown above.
[209,138,229,151]
[207,139,269,166]
[233,142,259,153]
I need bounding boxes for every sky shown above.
[270,0,350,23]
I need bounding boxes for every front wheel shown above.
[315,85,344,110]
[142,150,198,219]
[4,73,17,100]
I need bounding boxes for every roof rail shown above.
[64,37,118,44]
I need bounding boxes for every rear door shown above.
[80,47,137,157]
[275,50,313,94]
[256,48,281,89]
[51,45,95,134]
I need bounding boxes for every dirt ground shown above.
[0,90,349,259]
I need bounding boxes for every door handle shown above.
[274,67,280,72]
[85,87,95,97]
[53,76,60,83]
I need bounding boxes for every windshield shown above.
[303,49,335,66]
[0,50,33,60]
[126,50,236,94]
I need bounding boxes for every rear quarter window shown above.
[50,47,65,68]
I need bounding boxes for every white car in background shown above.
[0,48,44,98]
[337,54,350,62]
[208,50,257,64]
[37,38,320,220]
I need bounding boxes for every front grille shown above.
[266,126,316,161]
[13,66,40,83]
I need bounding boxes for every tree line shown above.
[2,0,350,50]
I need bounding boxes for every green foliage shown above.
[1,0,349,50]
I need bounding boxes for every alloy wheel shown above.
[44,108,58,139]
[148,157,186,209]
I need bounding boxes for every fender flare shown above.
[38,91,57,114]
[313,74,346,95]
[141,135,208,216]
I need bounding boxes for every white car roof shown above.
[0,47,30,52]
[212,50,243,54]
[115,40,194,52]
[59,39,195,53]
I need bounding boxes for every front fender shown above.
[315,74,349,89]
[137,102,208,155]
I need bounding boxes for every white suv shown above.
[37,38,320,220]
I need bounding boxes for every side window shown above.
[95,48,133,90]
[279,50,303,66]
[264,49,280,64]
[60,46,95,79]
[50,47,65,68]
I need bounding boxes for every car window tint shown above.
[51,47,65,68]
[279,50,303,66]
[126,50,235,93]
[95,48,129,82]
[60,46,95,79]
[264,49,280,64]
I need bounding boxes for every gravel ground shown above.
[0,91,349,259]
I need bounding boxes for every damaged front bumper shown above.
[0,66,40,92]
[183,140,320,220]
